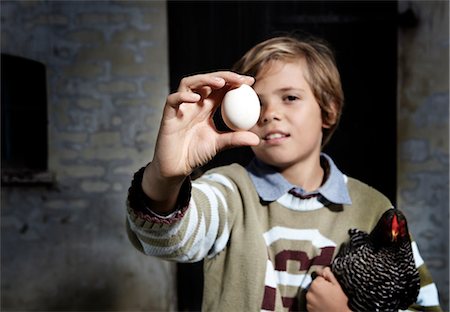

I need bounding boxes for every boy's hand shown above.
[142,72,260,211]
[306,267,351,312]
[153,71,260,179]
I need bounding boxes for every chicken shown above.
[331,208,420,312]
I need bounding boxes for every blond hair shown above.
[232,35,344,146]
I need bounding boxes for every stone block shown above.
[64,61,104,79]
[80,180,110,192]
[63,165,105,178]
[67,29,104,44]
[90,131,121,147]
[77,98,102,109]
[29,14,69,27]
[76,12,128,25]
[97,80,137,94]
[81,146,133,161]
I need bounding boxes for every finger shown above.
[312,276,326,285]
[196,86,213,100]
[314,266,325,277]
[205,71,254,86]
[216,71,255,86]
[320,267,339,285]
[178,74,225,93]
[166,91,201,109]
[178,72,254,92]
[305,292,315,311]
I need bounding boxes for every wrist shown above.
[142,162,186,201]
[127,165,191,223]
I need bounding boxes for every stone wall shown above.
[1,1,175,310]
[397,1,449,309]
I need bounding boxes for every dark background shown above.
[168,1,399,310]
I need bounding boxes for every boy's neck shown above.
[279,156,325,192]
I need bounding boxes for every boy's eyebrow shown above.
[256,87,307,99]
[276,87,306,93]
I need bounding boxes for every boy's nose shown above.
[260,105,281,123]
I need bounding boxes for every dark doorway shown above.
[168,1,398,310]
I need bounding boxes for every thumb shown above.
[217,131,260,150]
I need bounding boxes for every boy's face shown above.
[250,59,326,171]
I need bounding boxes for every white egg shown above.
[221,84,261,131]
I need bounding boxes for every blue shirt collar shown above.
[246,153,352,205]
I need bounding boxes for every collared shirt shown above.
[246,153,352,205]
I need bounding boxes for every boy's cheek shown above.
[249,126,261,137]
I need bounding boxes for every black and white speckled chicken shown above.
[331,208,420,312]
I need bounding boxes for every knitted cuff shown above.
[127,165,191,224]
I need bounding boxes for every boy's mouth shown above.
[263,132,290,141]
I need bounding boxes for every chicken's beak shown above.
[391,229,399,242]
[391,214,399,242]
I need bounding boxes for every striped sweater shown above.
[127,160,441,311]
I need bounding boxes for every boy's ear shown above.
[322,101,339,129]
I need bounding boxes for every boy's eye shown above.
[284,95,299,102]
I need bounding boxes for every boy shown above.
[126,36,441,311]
